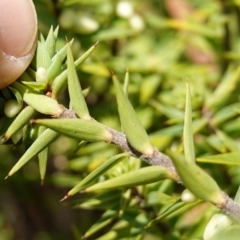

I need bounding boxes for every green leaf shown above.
[67,43,90,119]
[183,82,195,163]
[23,93,64,117]
[140,75,161,104]
[73,190,121,210]
[234,186,240,203]
[52,39,74,63]
[53,26,59,39]
[113,74,154,156]
[169,151,225,205]
[52,42,98,99]
[206,65,240,110]
[207,135,228,153]
[146,200,198,228]
[44,26,56,58]
[83,210,117,238]
[36,41,52,70]
[197,152,240,165]
[63,153,129,199]
[47,53,62,84]
[0,116,15,136]
[6,129,60,177]
[11,81,30,95]
[2,106,36,142]
[119,189,131,216]
[147,191,178,205]
[21,81,47,91]
[123,69,129,96]
[9,87,23,110]
[216,130,240,152]
[207,226,240,240]
[149,99,184,119]
[35,119,113,142]
[212,102,240,126]
[85,166,177,192]
[38,126,48,184]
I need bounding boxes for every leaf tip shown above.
[60,194,70,202]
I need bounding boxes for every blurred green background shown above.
[2,0,240,239]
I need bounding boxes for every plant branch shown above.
[59,107,240,222]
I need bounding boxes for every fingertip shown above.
[0,0,38,57]
[0,0,38,89]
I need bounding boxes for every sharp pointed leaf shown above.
[113,75,154,156]
[44,26,56,58]
[197,152,240,165]
[85,166,177,192]
[184,82,195,163]
[67,43,90,119]
[38,126,48,183]
[123,70,129,96]
[206,65,240,110]
[66,153,129,198]
[36,41,52,70]
[47,53,62,84]
[52,42,98,98]
[35,119,113,142]
[3,106,36,142]
[7,129,59,177]
[169,151,225,205]
[23,93,64,117]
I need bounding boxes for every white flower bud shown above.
[181,189,197,203]
[4,99,21,118]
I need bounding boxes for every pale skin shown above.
[0,0,38,89]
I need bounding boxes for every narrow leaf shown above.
[197,152,240,165]
[44,26,56,58]
[23,93,64,117]
[147,200,199,228]
[212,102,240,126]
[67,43,90,119]
[206,65,240,110]
[52,42,98,98]
[113,74,154,156]
[35,119,112,142]
[216,130,240,152]
[47,53,62,84]
[73,190,121,210]
[0,116,15,136]
[36,41,52,70]
[169,151,225,205]
[3,106,36,142]
[52,38,74,62]
[184,82,195,163]
[38,126,48,184]
[9,87,23,110]
[83,210,117,238]
[6,129,59,177]
[123,69,129,96]
[85,166,176,192]
[63,153,129,199]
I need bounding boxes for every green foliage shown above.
[2,0,240,239]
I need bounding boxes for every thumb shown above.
[0,0,38,89]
